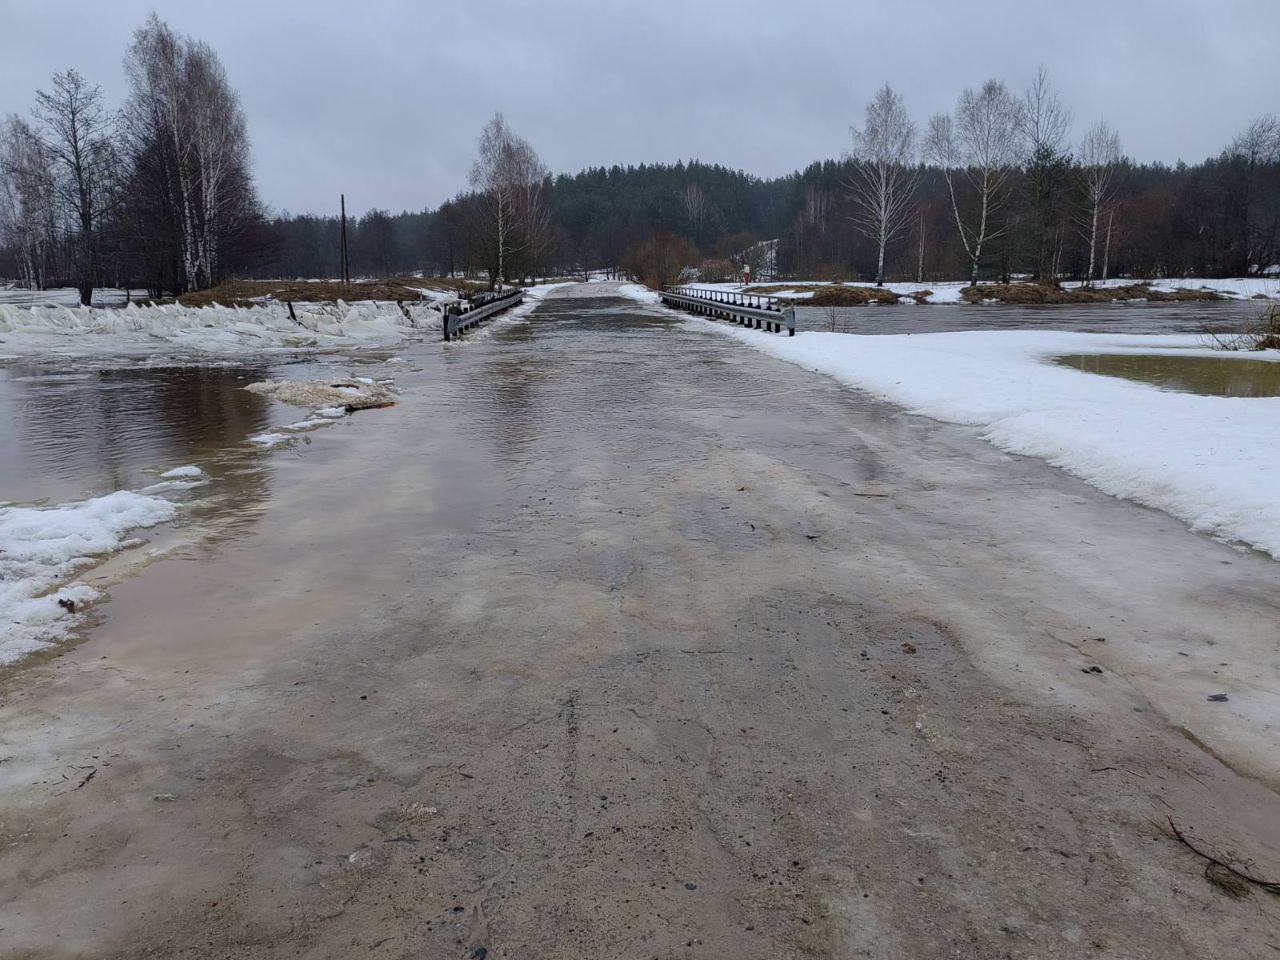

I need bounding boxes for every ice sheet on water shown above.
[0,490,177,664]
[160,464,205,479]
[244,378,397,410]
[248,432,292,447]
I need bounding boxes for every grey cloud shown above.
[1,0,1275,216]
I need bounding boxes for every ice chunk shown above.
[0,491,177,664]
[160,464,205,479]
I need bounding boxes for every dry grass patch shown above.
[744,283,932,304]
[958,282,1226,305]
[178,277,484,308]
[807,285,902,306]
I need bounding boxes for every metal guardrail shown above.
[660,286,795,335]
[443,288,525,341]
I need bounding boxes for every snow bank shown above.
[698,321,1280,557]
[617,283,661,304]
[1070,277,1280,300]
[0,491,177,664]
[0,299,445,358]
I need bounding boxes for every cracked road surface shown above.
[1,283,1278,958]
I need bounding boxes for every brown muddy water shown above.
[799,299,1265,334]
[0,354,398,506]
[1055,352,1280,397]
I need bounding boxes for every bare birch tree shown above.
[0,115,57,289]
[1077,120,1121,285]
[33,70,119,305]
[468,112,549,287]
[847,84,918,286]
[1018,68,1073,281]
[124,16,199,291]
[925,80,1022,286]
[187,41,252,287]
[681,183,713,242]
[123,15,256,293]
[1226,115,1280,274]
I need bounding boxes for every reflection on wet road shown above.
[0,355,396,505]
[0,365,274,503]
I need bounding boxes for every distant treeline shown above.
[254,147,1279,287]
[4,43,1278,295]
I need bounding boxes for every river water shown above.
[797,299,1264,334]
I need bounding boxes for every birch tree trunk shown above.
[847,84,918,287]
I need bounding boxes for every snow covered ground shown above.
[617,283,661,304]
[0,488,180,664]
[692,320,1280,558]
[681,277,1280,304]
[1069,276,1280,299]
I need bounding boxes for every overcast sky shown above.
[2,0,1275,217]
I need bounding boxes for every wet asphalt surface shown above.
[1,285,1277,959]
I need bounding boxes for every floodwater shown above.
[798,299,1266,335]
[1055,352,1280,398]
[0,355,385,506]
[4,283,1280,958]
[0,298,1269,509]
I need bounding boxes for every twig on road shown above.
[1168,815,1280,897]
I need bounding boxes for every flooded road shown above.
[1,285,1277,959]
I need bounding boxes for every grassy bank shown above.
[177,277,484,308]
[958,282,1225,304]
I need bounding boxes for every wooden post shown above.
[340,194,350,287]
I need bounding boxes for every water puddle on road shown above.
[0,363,284,504]
[1054,352,1280,397]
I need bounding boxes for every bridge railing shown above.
[443,288,524,341]
[659,286,795,335]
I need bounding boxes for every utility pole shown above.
[340,194,350,286]
[916,209,926,284]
